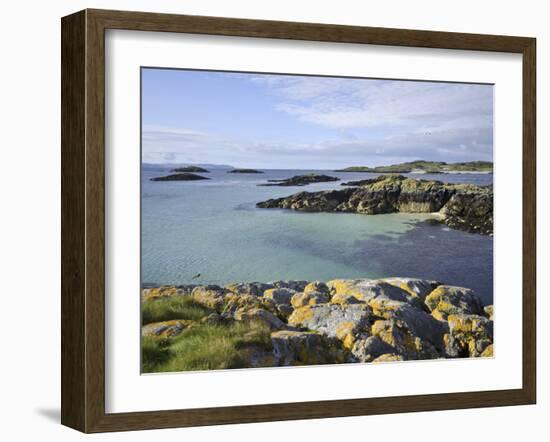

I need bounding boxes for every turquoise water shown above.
[142,167,494,304]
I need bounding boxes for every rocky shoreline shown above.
[257,174,493,235]
[142,277,494,372]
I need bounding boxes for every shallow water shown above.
[142,167,493,305]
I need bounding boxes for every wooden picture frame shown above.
[61,8,536,433]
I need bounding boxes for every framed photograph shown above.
[61,9,536,433]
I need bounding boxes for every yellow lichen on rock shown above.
[330,292,366,305]
[303,281,329,295]
[431,308,446,322]
[271,330,347,366]
[234,307,287,330]
[287,305,315,326]
[335,321,357,349]
[383,278,441,301]
[368,298,402,318]
[191,285,228,309]
[290,291,330,308]
[326,279,362,295]
[425,285,483,320]
[448,314,485,334]
[447,313,493,357]
[372,354,404,363]
[481,344,494,357]
[142,286,181,301]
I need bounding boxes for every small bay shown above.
[142,166,493,305]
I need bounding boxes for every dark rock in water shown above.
[257,174,493,234]
[228,168,264,174]
[259,173,340,187]
[150,172,210,181]
[440,191,493,235]
[172,166,210,173]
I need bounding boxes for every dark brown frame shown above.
[61,8,536,433]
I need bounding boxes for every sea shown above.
[141,166,494,305]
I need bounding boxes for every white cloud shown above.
[250,75,493,131]
[142,76,493,167]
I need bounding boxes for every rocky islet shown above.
[257,174,493,235]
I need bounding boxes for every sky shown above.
[141,68,493,169]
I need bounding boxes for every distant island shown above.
[228,168,264,174]
[258,173,340,187]
[335,160,493,174]
[172,166,210,173]
[150,172,210,182]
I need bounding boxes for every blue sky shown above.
[142,68,493,169]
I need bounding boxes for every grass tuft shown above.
[141,320,272,373]
[142,296,211,325]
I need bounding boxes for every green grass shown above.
[141,321,273,373]
[141,296,211,325]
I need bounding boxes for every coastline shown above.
[142,277,494,373]
[257,174,493,235]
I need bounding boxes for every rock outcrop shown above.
[228,168,264,174]
[258,174,340,187]
[150,172,210,181]
[172,166,210,173]
[256,174,493,234]
[142,277,494,371]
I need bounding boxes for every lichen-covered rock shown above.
[263,288,297,320]
[304,281,330,295]
[238,347,277,368]
[484,305,494,320]
[142,320,192,338]
[351,335,396,363]
[234,307,288,330]
[225,281,274,297]
[447,314,493,357]
[219,292,278,319]
[270,280,309,292]
[326,279,364,295]
[142,285,192,301]
[271,330,346,366]
[263,288,296,305]
[442,333,464,358]
[481,344,494,357]
[291,291,331,308]
[371,319,439,360]
[425,285,484,321]
[275,304,295,321]
[329,279,424,310]
[383,278,441,301]
[288,304,372,349]
[191,285,229,309]
[143,279,493,368]
[368,298,447,351]
[372,353,405,363]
